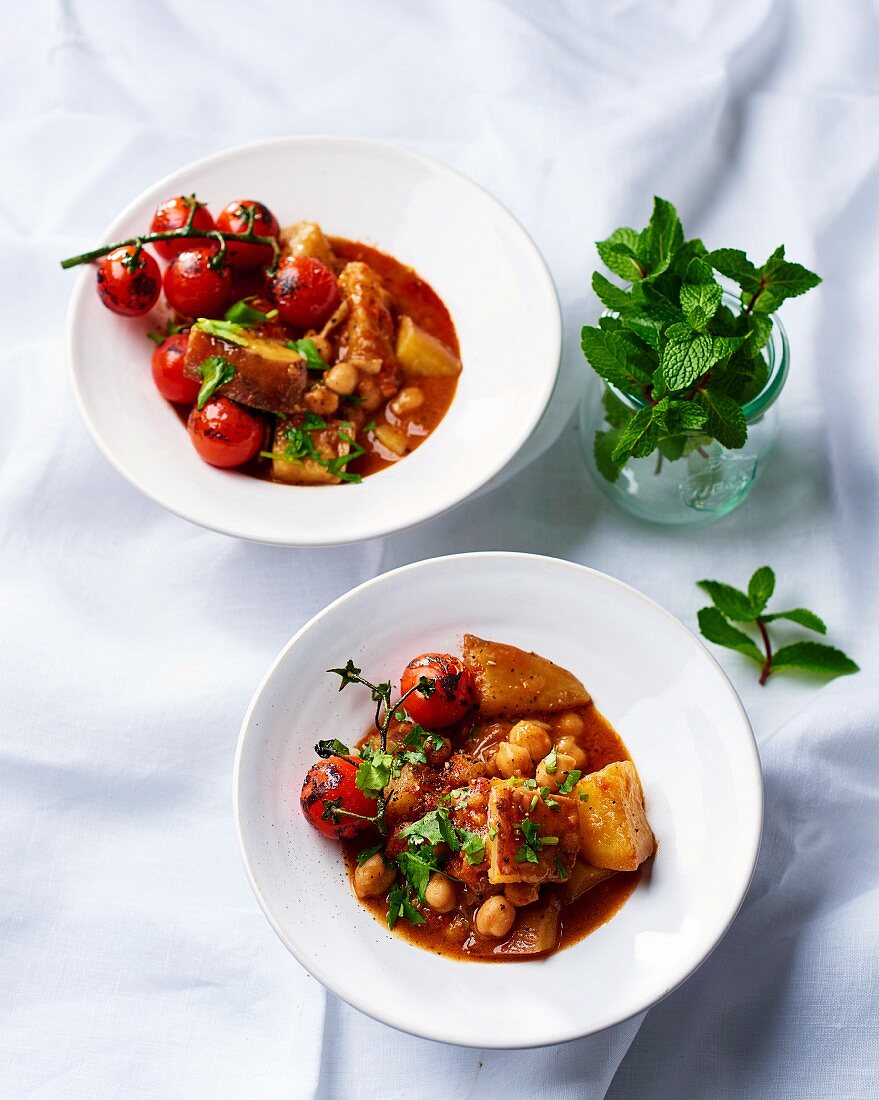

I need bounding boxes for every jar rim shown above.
[605,289,790,422]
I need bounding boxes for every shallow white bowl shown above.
[66,137,560,545]
[234,552,762,1047]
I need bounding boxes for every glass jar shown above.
[578,301,789,526]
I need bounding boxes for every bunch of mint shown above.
[582,198,820,480]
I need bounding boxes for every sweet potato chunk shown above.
[463,635,591,719]
[279,220,337,268]
[487,780,579,885]
[576,760,655,872]
[269,418,353,485]
[183,328,306,414]
[396,315,461,378]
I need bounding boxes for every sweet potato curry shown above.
[300,636,655,961]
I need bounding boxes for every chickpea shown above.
[390,386,425,416]
[556,735,587,770]
[556,712,585,737]
[495,741,534,779]
[324,361,359,395]
[424,873,456,914]
[354,853,396,899]
[357,377,382,411]
[475,895,516,938]
[509,720,552,762]
[505,882,539,907]
[304,384,339,416]
[536,752,578,792]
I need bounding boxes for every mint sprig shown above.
[697,566,858,685]
[582,198,820,480]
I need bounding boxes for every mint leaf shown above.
[771,642,858,677]
[594,429,624,482]
[581,327,653,390]
[752,246,822,312]
[620,307,683,352]
[680,281,722,331]
[697,580,756,621]
[612,406,657,463]
[196,356,236,410]
[645,197,683,277]
[592,272,634,312]
[596,227,646,281]
[602,388,633,429]
[653,397,708,435]
[656,331,715,392]
[695,388,747,448]
[748,566,776,613]
[697,607,763,663]
[708,248,761,293]
[762,608,827,634]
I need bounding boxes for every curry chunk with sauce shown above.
[298,637,656,962]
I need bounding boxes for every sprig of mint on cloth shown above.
[582,198,821,480]
[697,566,858,685]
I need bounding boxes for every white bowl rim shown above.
[65,136,562,546]
[233,550,764,1047]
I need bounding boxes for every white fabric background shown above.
[2,0,877,1096]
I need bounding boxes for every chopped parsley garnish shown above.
[558,770,581,795]
[460,830,486,866]
[194,317,251,347]
[286,337,329,372]
[398,725,447,766]
[386,885,425,930]
[261,415,364,484]
[579,792,590,803]
[543,746,559,774]
[356,843,384,866]
[555,855,570,880]
[514,817,559,863]
[196,355,236,409]
[224,297,278,325]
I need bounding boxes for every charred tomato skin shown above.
[270,256,341,329]
[300,756,375,839]
[187,396,263,467]
[215,200,279,267]
[151,331,199,405]
[150,196,216,260]
[163,247,232,318]
[96,246,161,317]
[401,653,475,729]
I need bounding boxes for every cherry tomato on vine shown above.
[187,396,263,467]
[300,756,376,839]
[400,653,474,729]
[270,256,341,328]
[149,196,215,260]
[163,247,231,318]
[215,200,279,267]
[95,245,161,317]
[151,331,199,405]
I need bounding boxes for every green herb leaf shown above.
[747,566,776,613]
[386,885,425,929]
[355,753,394,797]
[224,297,278,325]
[653,397,709,435]
[697,607,763,663]
[581,326,654,391]
[680,280,722,331]
[762,608,827,634]
[694,388,748,449]
[655,330,715,392]
[752,246,822,312]
[287,337,329,372]
[396,849,437,900]
[596,227,646,281]
[557,770,581,795]
[194,317,251,347]
[612,405,658,464]
[645,197,684,278]
[707,248,761,293]
[771,642,859,677]
[592,271,634,312]
[697,579,758,621]
[356,844,383,866]
[593,429,624,482]
[459,830,486,866]
[196,356,236,410]
[327,659,363,690]
[314,738,350,759]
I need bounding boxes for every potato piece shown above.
[576,760,655,872]
[463,634,591,719]
[374,423,408,457]
[487,780,579,885]
[183,328,306,414]
[564,860,615,902]
[396,315,462,378]
[270,418,353,486]
[279,220,337,267]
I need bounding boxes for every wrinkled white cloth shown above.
[2,0,877,1097]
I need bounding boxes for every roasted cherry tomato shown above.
[150,196,215,260]
[151,331,199,405]
[187,396,263,467]
[96,245,161,317]
[163,247,231,318]
[300,755,375,839]
[400,653,474,729]
[215,200,279,267]
[270,256,341,328]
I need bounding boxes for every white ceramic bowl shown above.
[66,137,561,545]
[234,552,762,1048]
